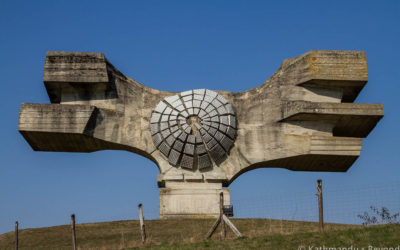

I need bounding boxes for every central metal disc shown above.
[150,89,237,170]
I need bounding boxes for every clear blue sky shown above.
[1,0,399,233]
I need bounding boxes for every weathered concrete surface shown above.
[159,182,230,219]
[18,50,384,218]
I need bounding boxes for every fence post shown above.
[206,191,241,239]
[317,179,324,231]
[71,214,76,250]
[220,192,226,238]
[222,214,242,237]
[138,204,146,243]
[15,221,18,250]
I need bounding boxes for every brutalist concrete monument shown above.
[18,50,384,218]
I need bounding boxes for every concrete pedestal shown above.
[159,182,230,219]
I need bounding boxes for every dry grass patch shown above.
[0,218,360,249]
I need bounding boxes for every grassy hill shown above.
[0,219,398,249]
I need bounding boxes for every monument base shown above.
[159,182,230,219]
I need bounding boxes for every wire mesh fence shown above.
[4,180,399,249]
[230,180,400,225]
[82,180,400,227]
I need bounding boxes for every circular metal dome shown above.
[150,89,237,170]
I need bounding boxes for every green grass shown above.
[0,219,397,250]
[140,224,400,250]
